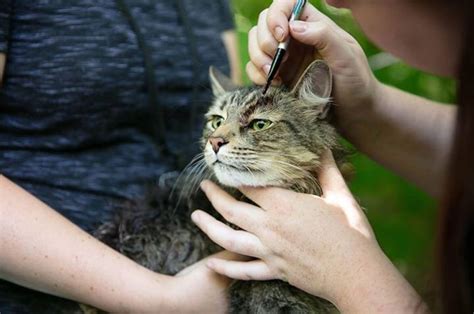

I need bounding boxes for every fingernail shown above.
[275,26,285,42]
[200,181,209,191]
[263,64,271,75]
[191,211,200,223]
[290,21,307,33]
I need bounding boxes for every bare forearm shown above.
[334,247,429,314]
[221,30,242,85]
[336,83,456,198]
[0,175,173,312]
[0,53,5,85]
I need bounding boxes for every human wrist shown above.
[333,78,384,137]
[331,245,425,313]
[105,271,175,313]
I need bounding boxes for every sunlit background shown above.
[231,0,456,299]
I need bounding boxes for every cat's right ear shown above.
[209,66,237,97]
[290,60,332,119]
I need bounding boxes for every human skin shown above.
[192,0,462,312]
[222,30,243,85]
[246,0,460,198]
[0,30,242,312]
[0,53,5,85]
[193,152,428,313]
[0,175,248,313]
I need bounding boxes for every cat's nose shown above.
[209,137,228,153]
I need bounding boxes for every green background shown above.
[230,0,456,296]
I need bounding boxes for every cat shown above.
[16,60,345,313]
[95,59,344,313]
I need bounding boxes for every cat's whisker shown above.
[171,154,209,212]
[189,161,211,195]
[172,154,204,189]
[185,159,208,193]
[241,163,259,185]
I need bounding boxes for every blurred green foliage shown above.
[231,0,456,293]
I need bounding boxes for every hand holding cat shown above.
[168,250,249,313]
[247,0,379,118]
[192,151,424,312]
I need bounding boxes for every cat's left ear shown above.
[209,66,238,97]
[290,60,332,119]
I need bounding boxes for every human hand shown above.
[247,1,379,119]
[168,251,248,314]
[192,152,426,313]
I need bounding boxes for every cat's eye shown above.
[208,115,225,130]
[250,119,273,131]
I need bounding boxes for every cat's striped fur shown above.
[22,60,341,313]
[203,60,343,196]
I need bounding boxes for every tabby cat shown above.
[19,60,345,313]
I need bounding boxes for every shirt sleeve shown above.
[0,0,12,53]
[216,0,235,32]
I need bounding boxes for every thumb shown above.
[317,150,355,206]
[318,151,375,239]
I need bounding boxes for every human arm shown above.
[217,0,242,85]
[339,83,456,198]
[1,0,9,84]
[0,53,5,84]
[222,30,242,85]
[191,152,429,313]
[247,0,455,198]
[0,175,236,313]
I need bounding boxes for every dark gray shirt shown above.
[0,1,233,310]
[0,0,232,230]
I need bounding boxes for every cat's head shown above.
[202,60,338,193]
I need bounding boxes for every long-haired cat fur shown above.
[12,60,346,313]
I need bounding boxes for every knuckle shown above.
[221,204,235,220]
[260,218,276,238]
[246,61,254,74]
[242,270,252,281]
[215,198,230,213]
[249,26,257,38]
[249,52,266,68]
[246,62,257,77]
[260,37,275,55]
[321,23,330,34]
[246,63,265,84]
[272,258,288,279]
[260,245,272,259]
[225,237,236,251]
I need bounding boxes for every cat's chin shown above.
[212,163,285,188]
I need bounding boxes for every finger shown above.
[267,0,317,42]
[200,180,265,232]
[256,9,279,57]
[238,186,298,212]
[209,250,253,262]
[176,251,250,277]
[207,259,276,281]
[249,26,273,74]
[246,61,267,85]
[191,210,267,258]
[318,150,356,207]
